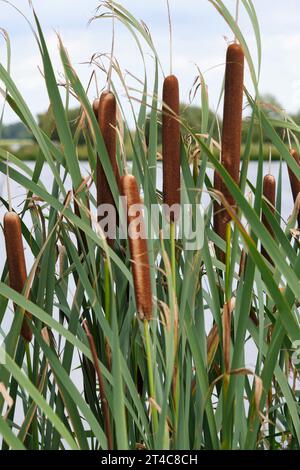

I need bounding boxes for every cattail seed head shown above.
[4,212,32,342]
[97,91,120,203]
[214,43,244,252]
[96,91,120,245]
[162,75,181,222]
[261,174,276,264]
[120,175,152,321]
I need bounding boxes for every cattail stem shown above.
[170,221,176,293]
[104,258,111,324]
[261,174,276,264]
[235,0,240,42]
[83,320,113,450]
[144,320,158,434]
[214,43,244,261]
[25,342,33,381]
[120,175,153,321]
[166,0,173,76]
[107,3,115,93]
[162,75,181,222]
[225,223,232,303]
[4,211,32,342]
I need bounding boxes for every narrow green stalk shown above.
[144,320,158,435]
[170,221,176,293]
[170,220,180,433]
[104,257,111,324]
[25,341,33,382]
[222,223,233,449]
[225,223,232,303]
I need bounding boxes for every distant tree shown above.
[145,103,220,146]
[242,94,287,144]
[1,122,33,140]
[37,107,86,145]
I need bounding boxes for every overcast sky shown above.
[0,0,300,125]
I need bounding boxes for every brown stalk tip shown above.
[4,212,32,342]
[162,74,181,221]
[261,174,276,264]
[92,98,100,117]
[120,175,153,321]
[263,174,276,205]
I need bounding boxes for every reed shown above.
[120,174,152,321]
[287,149,300,226]
[261,174,276,264]
[83,319,113,450]
[1,1,300,452]
[214,43,244,255]
[73,178,91,255]
[4,212,32,342]
[162,75,181,222]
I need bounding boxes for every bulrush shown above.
[4,212,32,342]
[120,175,152,321]
[261,174,276,264]
[162,75,181,221]
[214,43,244,257]
[287,149,300,226]
[96,91,120,244]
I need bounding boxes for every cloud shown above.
[0,0,300,126]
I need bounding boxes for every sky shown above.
[0,0,300,125]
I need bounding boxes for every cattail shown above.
[95,92,120,246]
[120,175,152,321]
[287,149,300,226]
[162,75,181,222]
[4,212,32,342]
[261,174,276,264]
[96,91,120,217]
[214,43,244,252]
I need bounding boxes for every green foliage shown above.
[0,0,300,451]
[0,121,33,140]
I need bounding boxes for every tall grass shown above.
[0,0,300,451]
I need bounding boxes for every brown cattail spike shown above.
[287,149,300,226]
[120,175,152,321]
[162,75,181,222]
[97,91,120,206]
[96,91,120,244]
[261,174,276,264]
[4,212,32,342]
[214,43,244,255]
